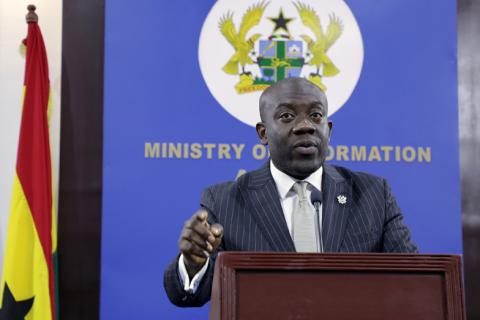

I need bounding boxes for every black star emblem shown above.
[268,9,294,33]
[0,283,34,320]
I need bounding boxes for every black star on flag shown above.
[268,9,294,33]
[0,284,34,320]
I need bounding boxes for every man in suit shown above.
[164,77,418,307]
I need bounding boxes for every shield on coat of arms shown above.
[256,37,305,84]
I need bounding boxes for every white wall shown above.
[0,1,62,275]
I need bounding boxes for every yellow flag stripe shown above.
[1,175,52,320]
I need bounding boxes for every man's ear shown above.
[256,122,268,145]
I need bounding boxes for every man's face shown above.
[256,79,332,179]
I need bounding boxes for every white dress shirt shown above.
[178,161,323,293]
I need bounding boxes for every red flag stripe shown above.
[16,22,55,320]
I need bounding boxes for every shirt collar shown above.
[270,160,323,199]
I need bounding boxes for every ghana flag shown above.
[0,9,57,320]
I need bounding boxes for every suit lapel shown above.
[322,164,352,252]
[240,163,296,252]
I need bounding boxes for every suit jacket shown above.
[164,162,418,307]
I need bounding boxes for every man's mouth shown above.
[293,141,318,155]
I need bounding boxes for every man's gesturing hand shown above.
[179,209,223,278]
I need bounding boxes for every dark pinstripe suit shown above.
[164,162,418,307]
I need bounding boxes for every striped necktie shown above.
[292,181,317,252]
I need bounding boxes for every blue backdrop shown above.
[101,1,460,319]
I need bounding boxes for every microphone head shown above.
[310,188,322,205]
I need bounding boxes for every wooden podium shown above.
[209,252,465,320]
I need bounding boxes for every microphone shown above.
[310,189,324,253]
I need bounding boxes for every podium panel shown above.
[209,253,465,320]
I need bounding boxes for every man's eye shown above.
[311,112,323,120]
[279,113,294,120]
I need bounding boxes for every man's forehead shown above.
[273,91,325,103]
[259,78,329,119]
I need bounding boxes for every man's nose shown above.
[292,117,315,134]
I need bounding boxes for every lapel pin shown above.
[337,195,347,205]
